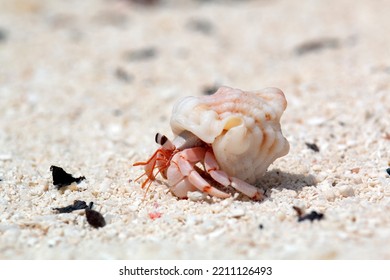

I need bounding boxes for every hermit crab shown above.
[133,86,290,200]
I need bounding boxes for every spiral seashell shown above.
[170,86,290,184]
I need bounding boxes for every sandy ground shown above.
[0,0,390,259]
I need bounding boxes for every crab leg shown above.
[133,149,161,181]
[204,151,263,200]
[170,178,197,198]
[204,151,230,187]
[230,177,263,200]
[187,170,231,198]
[170,149,231,198]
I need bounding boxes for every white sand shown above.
[0,0,389,259]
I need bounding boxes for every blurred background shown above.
[1,0,389,194]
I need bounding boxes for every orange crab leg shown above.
[133,149,163,181]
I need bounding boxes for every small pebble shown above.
[276,211,286,221]
[228,207,246,218]
[211,204,224,214]
[324,189,336,202]
[284,189,297,198]
[220,197,233,207]
[185,215,199,226]
[99,179,111,193]
[208,228,225,238]
[199,220,217,234]
[316,171,329,181]
[47,237,60,247]
[338,185,354,197]
[0,154,12,161]
[306,117,327,126]
[27,237,38,247]
[312,164,322,172]
[187,191,206,201]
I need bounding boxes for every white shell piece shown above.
[170,86,290,184]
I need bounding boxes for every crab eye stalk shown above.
[155,133,175,150]
[155,133,168,146]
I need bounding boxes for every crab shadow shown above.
[256,169,317,197]
[154,169,316,203]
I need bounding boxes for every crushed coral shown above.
[148,212,162,220]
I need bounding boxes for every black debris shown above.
[258,224,264,230]
[195,0,251,3]
[128,0,160,5]
[186,18,214,35]
[294,37,340,56]
[114,67,133,83]
[298,211,324,222]
[85,205,106,228]
[125,47,157,62]
[305,142,320,152]
[112,108,123,116]
[293,206,324,223]
[53,200,89,213]
[292,206,303,217]
[386,168,390,176]
[50,165,86,189]
[0,28,7,42]
[53,200,106,228]
[202,85,219,95]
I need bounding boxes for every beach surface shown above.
[0,0,390,259]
